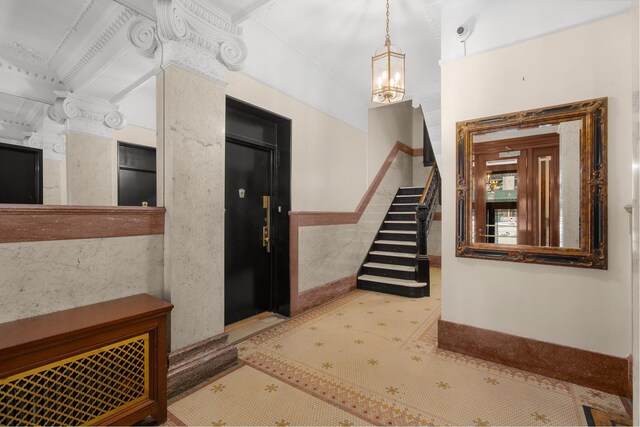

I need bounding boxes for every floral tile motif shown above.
[168,365,369,426]
[168,269,628,426]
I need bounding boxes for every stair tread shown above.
[388,212,413,214]
[374,240,416,246]
[369,251,415,258]
[396,194,420,198]
[392,203,418,206]
[384,220,416,224]
[358,274,425,288]
[363,262,415,272]
[399,186,424,189]
[380,230,416,234]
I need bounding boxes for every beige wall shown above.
[440,13,632,357]
[412,106,424,149]
[631,1,639,421]
[299,152,413,292]
[368,101,414,186]
[227,72,368,212]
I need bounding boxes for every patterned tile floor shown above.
[167,269,630,426]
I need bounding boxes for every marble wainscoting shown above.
[0,235,164,323]
[297,151,413,304]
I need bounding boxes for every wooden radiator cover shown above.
[0,294,173,426]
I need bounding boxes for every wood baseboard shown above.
[167,333,237,398]
[295,275,356,316]
[429,255,441,267]
[438,319,631,398]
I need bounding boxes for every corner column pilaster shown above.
[150,0,248,396]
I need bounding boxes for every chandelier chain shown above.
[385,0,390,46]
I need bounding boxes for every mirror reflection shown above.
[0,0,159,207]
[471,121,581,248]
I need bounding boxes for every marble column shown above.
[66,132,113,206]
[160,65,226,351]
[43,158,67,205]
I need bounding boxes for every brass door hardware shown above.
[262,195,271,253]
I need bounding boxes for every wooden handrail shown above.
[420,164,438,204]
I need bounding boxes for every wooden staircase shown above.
[357,166,440,298]
[357,188,427,297]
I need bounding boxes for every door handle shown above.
[263,195,271,253]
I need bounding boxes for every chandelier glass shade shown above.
[371,0,405,104]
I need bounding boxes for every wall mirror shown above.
[456,98,607,269]
[0,0,160,208]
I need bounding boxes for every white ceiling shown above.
[0,0,632,141]
[238,0,442,131]
[441,0,632,62]
[0,0,157,139]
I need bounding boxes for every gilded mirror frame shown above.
[455,98,607,269]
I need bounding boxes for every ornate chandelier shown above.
[371,0,405,104]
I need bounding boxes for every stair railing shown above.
[416,164,440,285]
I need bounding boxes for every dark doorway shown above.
[0,142,42,204]
[118,142,157,207]
[225,97,291,325]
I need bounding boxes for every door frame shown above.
[225,97,292,318]
[116,141,157,207]
[0,142,43,204]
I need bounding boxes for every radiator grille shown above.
[1,334,149,426]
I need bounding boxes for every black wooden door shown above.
[224,139,273,325]
[118,142,157,207]
[0,142,42,204]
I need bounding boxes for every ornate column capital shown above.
[48,91,127,139]
[147,0,248,84]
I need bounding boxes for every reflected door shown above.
[224,139,273,325]
[531,146,560,246]
[0,142,42,204]
[118,142,157,207]
[475,152,526,245]
[473,136,560,247]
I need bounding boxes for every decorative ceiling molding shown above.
[23,130,67,161]
[110,68,157,104]
[231,0,273,24]
[60,7,136,85]
[128,17,158,58]
[0,58,64,86]
[46,0,100,66]
[48,91,126,139]
[424,0,442,41]
[7,41,48,65]
[154,0,248,83]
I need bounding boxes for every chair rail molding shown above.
[48,91,127,139]
[142,0,248,84]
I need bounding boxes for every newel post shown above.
[416,203,430,289]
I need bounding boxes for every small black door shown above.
[225,139,273,324]
[118,142,157,207]
[0,142,42,204]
